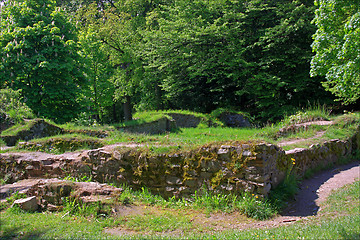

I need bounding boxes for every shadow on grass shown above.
[0,214,49,240]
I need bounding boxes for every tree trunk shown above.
[123,95,132,121]
[113,103,118,123]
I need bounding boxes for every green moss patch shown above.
[16,134,103,153]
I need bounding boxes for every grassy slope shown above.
[2,109,359,151]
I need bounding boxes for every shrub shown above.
[0,88,35,123]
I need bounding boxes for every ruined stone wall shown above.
[166,113,202,128]
[118,117,176,135]
[1,128,359,198]
[1,119,63,146]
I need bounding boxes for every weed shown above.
[192,187,237,213]
[237,193,276,220]
[269,157,299,210]
[0,191,28,211]
[62,196,105,217]
[281,104,331,126]
[63,174,93,183]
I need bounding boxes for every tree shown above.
[311,0,360,104]
[78,28,115,123]
[0,0,86,123]
[142,0,250,112]
[142,0,333,121]
[77,0,157,121]
[243,0,334,121]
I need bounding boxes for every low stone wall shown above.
[1,128,359,198]
[1,119,63,146]
[166,113,202,128]
[119,117,176,135]
[218,113,251,128]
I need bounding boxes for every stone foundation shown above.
[1,127,359,198]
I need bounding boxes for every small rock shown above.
[12,196,38,211]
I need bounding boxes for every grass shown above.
[1,179,358,239]
[2,108,359,153]
[0,120,34,136]
[14,134,104,154]
[280,104,331,126]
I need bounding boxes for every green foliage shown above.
[0,191,27,211]
[63,174,93,183]
[0,88,35,123]
[16,134,103,154]
[62,197,106,217]
[281,104,331,125]
[78,28,115,123]
[311,0,360,104]
[71,112,100,127]
[142,0,250,113]
[141,0,334,121]
[0,0,86,123]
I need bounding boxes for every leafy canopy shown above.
[0,0,86,123]
[311,0,360,104]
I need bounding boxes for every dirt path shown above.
[241,161,360,229]
[278,130,326,147]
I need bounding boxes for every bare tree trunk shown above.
[123,95,132,121]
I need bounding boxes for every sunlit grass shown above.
[1,111,359,154]
[1,180,359,239]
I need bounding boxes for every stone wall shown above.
[1,127,359,198]
[119,117,176,135]
[166,113,202,128]
[1,119,63,146]
[218,113,251,128]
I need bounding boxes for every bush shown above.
[0,88,35,123]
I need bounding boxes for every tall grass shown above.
[281,104,331,126]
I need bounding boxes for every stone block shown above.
[256,183,271,196]
[12,196,38,211]
[166,176,182,185]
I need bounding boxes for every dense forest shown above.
[1,0,359,124]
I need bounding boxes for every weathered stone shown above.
[217,148,231,161]
[184,179,198,188]
[0,126,359,199]
[256,183,272,195]
[166,113,202,128]
[119,117,176,134]
[218,113,251,128]
[242,150,253,157]
[12,196,38,211]
[166,176,182,185]
[245,173,270,183]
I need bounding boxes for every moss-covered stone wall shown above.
[1,127,359,198]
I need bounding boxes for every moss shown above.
[17,136,103,153]
[210,170,224,189]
